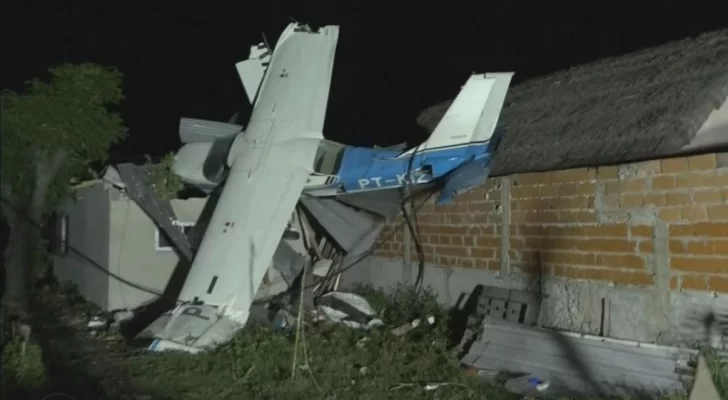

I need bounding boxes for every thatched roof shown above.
[417,29,728,176]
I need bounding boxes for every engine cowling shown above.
[173,135,236,192]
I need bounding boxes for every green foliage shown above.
[0,63,127,209]
[33,283,515,400]
[23,282,708,400]
[143,152,184,200]
[701,346,728,398]
[1,338,46,391]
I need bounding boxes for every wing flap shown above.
[178,138,320,317]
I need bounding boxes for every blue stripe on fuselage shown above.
[337,142,492,192]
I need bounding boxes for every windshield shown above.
[314,140,346,175]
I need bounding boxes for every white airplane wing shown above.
[182,23,339,313]
[142,23,339,351]
[178,140,318,314]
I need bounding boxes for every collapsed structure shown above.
[113,22,516,352]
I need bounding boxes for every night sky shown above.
[2,0,726,162]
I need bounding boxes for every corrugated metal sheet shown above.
[463,322,699,397]
[300,197,380,252]
[335,188,405,217]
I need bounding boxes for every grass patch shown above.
[18,282,517,400]
[1,337,46,391]
[701,346,727,398]
[5,281,724,400]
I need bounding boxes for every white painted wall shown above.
[54,182,207,311]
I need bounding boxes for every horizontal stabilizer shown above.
[400,72,513,156]
[179,118,242,143]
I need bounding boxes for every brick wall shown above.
[375,152,728,293]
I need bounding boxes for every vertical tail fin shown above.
[402,73,512,156]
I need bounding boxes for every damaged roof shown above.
[417,29,728,176]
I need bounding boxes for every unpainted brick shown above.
[476,235,501,248]
[693,222,728,237]
[709,276,728,293]
[513,172,548,186]
[436,246,469,258]
[669,239,714,255]
[630,225,653,238]
[511,196,589,211]
[456,187,488,202]
[633,160,662,175]
[692,189,724,204]
[585,224,630,237]
[661,157,689,173]
[621,178,648,193]
[556,267,653,287]
[675,173,708,189]
[557,182,580,196]
[604,180,622,195]
[595,254,646,269]
[578,181,598,195]
[525,211,560,224]
[667,222,728,237]
[658,207,682,222]
[577,238,634,253]
[682,275,709,291]
[549,168,593,183]
[538,184,560,197]
[601,194,620,209]
[687,154,717,171]
[642,193,667,207]
[671,256,728,274]
[540,250,586,266]
[638,241,654,253]
[707,173,728,187]
[510,211,526,223]
[665,192,691,206]
[597,166,619,180]
[468,200,497,213]
[670,276,678,290]
[714,239,728,255]
[707,204,728,221]
[668,224,694,237]
[611,270,653,286]
[716,152,728,168]
[620,193,643,208]
[669,240,686,253]
[471,247,496,259]
[681,205,708,221]
[511,185,539,199]
[651,175,676,191]
[473,259,500,271]
[560,210,597,223]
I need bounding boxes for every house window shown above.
[155,221,194,251]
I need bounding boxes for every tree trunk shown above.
[2,150,66,325]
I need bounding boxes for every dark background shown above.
[2,0,726,161]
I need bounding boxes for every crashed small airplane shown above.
[139,22,513,353]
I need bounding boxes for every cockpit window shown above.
[314,140,346,175]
